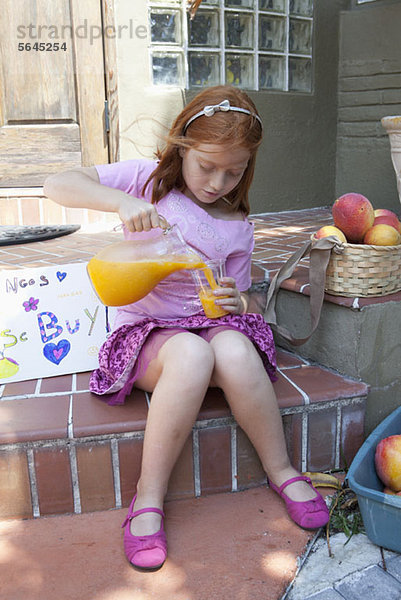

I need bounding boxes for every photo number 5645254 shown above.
[18,42,67,51]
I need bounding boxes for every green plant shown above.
[325,485,365,556]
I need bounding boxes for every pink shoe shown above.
[269,476,330,530]
[122,495,167,571]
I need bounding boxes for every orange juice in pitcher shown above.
[87,223,206,306]
[87,222,229,317]
[88,250,206,307]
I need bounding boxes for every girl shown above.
[44,85,329,571]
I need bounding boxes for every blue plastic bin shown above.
[347,405,401,553]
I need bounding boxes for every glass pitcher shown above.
[87,218,207,307]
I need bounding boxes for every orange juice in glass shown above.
[193,259,230,319]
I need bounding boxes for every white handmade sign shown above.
[0,263,116,384]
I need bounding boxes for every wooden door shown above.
[0,0,109,188]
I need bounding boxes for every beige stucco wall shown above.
[114,0,184,161]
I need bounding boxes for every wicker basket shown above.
[312,236,401,297]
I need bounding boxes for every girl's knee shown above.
[212,331,255,365]
[211,331,265,381]
[161,332,215,373]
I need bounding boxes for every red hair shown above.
[142,85,263,215]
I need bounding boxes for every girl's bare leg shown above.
[209,330,316,502]
[131,332,214,535]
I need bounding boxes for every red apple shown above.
[373,216,401,233]
[375,435,401,492]
[332,193,375,243]
[373,215,401,234]
[374,208,399,220]
[374,209,401,233]
[314,225,347,243]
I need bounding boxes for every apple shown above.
[375,435,401,492]
[332,193,375,243]
[373,215,401,234]
[314,225,347,243]
[363,223,401,246]
[374,208,400,220]
[383,486,401,497]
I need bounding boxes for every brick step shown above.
[0,348,368,520]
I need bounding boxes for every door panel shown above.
[0,0,108,188]
[1,124,81,186]
[1,1,76,122]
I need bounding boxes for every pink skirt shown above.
[90,313,277,405]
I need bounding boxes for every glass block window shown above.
[148,0,313,91]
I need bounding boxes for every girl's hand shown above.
[118,194,163,232]
[213,277,248,315]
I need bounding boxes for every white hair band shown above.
[183,99,263,133]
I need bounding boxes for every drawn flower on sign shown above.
[23,297,39,312]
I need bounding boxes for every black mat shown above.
[0,224,81,246]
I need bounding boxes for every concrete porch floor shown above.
[3,486,401,600]
[0,487,316,600]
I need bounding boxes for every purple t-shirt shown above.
[95,159,254,328]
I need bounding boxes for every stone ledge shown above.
[278,263,401,309]
[0,348,368,520]
[274,286,401,434]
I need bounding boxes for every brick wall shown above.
[0,192,119,231]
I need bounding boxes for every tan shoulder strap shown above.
[264,235,344,346]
